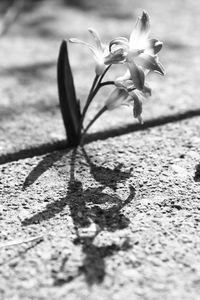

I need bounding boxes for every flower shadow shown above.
[22,149,69,190]
[22,147,135,285]
[54,237,132,286]
[82,146,133,191]
[194,163,200,182]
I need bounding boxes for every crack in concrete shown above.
[1,108,200,165]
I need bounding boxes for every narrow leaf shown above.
[57,40,81,146]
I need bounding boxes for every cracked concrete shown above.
[1,117,200,299]
[0,0,200,156]
[1,1,200,299]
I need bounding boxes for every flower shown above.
[69,28,109,75]
[105,71,151,123]
[105,11,165,90]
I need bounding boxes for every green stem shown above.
[98,64,111,84]
[81,106,107,144]
[81,74,99,124]
[90,74,99,92]
[78,65,113,143]
[79,80,114,136]
[100,81,115,87]
[85,81,114,109]
[80,65,112,126]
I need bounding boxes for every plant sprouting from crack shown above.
[57,11,165,146]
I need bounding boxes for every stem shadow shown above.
[22,147,135,285]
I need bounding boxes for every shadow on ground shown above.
[194,163,200,182]
[63,0,135,19]
[22,147,135,285]
[0,60,55,85]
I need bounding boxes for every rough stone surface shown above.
[1,0,200,156]
[1,117,200,299]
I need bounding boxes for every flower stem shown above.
[80,65,112,127]
[81,74,99,123]
[81,106,107,144]
[100,81,115,87]
[98,64,111,83]
[90,74,99,92]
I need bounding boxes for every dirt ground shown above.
[1,0,200,299]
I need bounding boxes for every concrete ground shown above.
[1,0,200,299]
[1,118,200,300]
[0,0,200,157]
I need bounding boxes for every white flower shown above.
[105,71,151,123]
[105,11,165,90]
[69,28,109,75]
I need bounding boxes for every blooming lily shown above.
[105,71,151,123]
[58,11,165,145]
[69,28,109,75]
[104,11,165,90]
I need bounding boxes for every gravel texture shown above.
[1,117,200,299]
[0,0,200,156]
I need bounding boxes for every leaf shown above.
[57,40,81,146]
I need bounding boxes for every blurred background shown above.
[0,0,199,154]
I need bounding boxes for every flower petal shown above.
[140,11,150,33]
[131,92,143,123]
[114,71,132,90]
[88,28,103,52]
[115,70,130,83]
[130,11,150,46]
[69,38,94,49]
[127,61,145,90]
[124,80,135,91]
[69,38,98,57]
[105,88,128,110]
[104,48,126,65]
[136,53,165,75]
[95,63,105,76]
[147,39,163,54]
[142,84,152,97]
[115,78,135,92]
[109,37,129,51]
